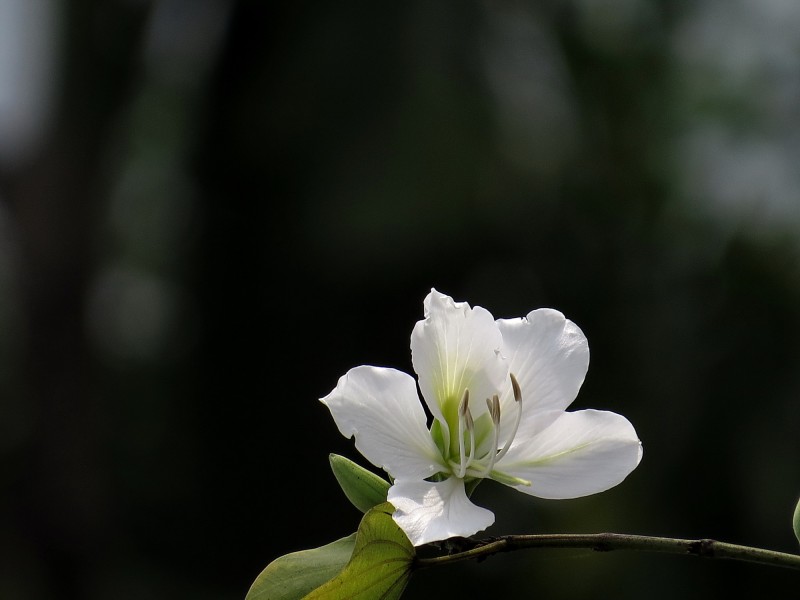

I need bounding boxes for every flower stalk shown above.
[415,532,800,571]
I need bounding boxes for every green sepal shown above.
[793,496,800,546]
[329,453,390,513]
[245,533,357,600]
[303,502,415,600]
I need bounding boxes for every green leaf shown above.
[304,502,415,600]
[794,496,800,545]
[245,534,357,600]
[329,453,390,513]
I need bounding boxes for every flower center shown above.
[446,373,523,480]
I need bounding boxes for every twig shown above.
[415,533,800,571]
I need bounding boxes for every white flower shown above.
[321,289,642,546]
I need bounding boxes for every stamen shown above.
[486,394,501,425]
[495,373,523,462]
[457,390,470,478]
[459,389,470,417]
[464,405,476,474]
[477,395,501,476]
[510,372,522,403]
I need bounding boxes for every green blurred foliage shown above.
[1,1,799,599]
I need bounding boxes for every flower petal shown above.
[496,309,589,440]
[496,409,642,499]
[388,478,495,546]
[320,366,445,480]
[412,289,506,424]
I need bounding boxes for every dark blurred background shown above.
[1,1,799,598]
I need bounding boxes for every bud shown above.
[329,453,390,513]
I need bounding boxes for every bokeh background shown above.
[2,1,800,598]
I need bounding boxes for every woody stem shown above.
[415,532,800,571]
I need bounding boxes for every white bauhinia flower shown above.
[321,289,643,546]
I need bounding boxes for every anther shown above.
[463,407,475,474]
[486,394,501,425]
[477,394,502,477]
[459,389,470,416]
[510,372,522,403]
[457,389,475,478]
[495,373,524,462]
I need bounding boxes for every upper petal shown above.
[496,309,589,440]
[388,478,495,546]
[412,289,506,424]
[320,366,445,480]
[496,409,642,499]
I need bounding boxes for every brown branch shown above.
[415,533,800,571]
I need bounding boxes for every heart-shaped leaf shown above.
[245,533,357,600]
[304,502,414,600]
